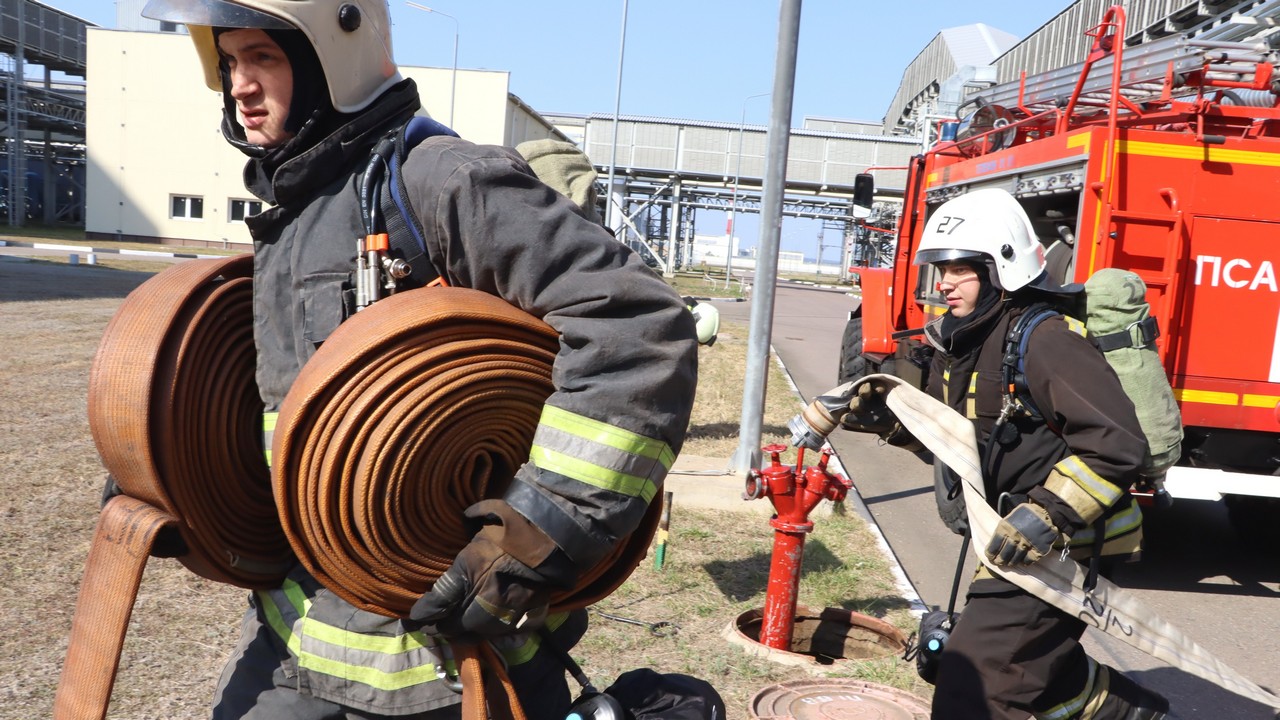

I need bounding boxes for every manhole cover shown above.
[749,679,930,720]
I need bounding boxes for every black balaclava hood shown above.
[935,261,1004,354]
[214,27,336,159]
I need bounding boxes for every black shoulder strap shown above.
[358,116,459,289]
[1001,303,1060,422]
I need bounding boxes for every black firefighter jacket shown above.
[924,299,1148,562]
[237,79,698,714]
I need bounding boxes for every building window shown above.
[159,21,179,33]
[229,198,264,222]
[171,195,204,220]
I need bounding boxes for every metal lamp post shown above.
[405,2,458,128]
[725,92,769,286]
[605,0,630,234]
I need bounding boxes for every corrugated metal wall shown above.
[881,34,955,138]
[993,1,1256,85]
[0,0,87,74]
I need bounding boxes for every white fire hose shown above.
[858,375,1280,710]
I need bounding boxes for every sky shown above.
[47,1,1071,256]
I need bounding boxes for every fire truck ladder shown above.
[973,20,1279,118]
[1095,188,1187,363]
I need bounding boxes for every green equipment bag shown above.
[1002,269,1183,478]
[1081,268,1183,476]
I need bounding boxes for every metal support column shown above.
[680,204,696,273]
[42,67,54,224]
[6,0,27,227]
[665,178,680,278]
[730,0,803,474]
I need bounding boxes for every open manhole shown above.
[726,605,906,668]
[750,678,930,719]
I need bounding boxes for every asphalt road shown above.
[711,278,1280,720]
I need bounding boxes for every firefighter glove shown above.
[410,500,574,639]
[840,379,895,433]
[985,501,1060,566]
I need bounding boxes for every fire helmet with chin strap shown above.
[141,0,402,114]
[914,187,1079,294]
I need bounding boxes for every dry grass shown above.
[680,321,802,462]
[0,256,930,719]
[0,257,247,720]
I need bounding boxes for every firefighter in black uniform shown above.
[138,1,698,719]
[848,188,1169,720]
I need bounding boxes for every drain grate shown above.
[749,678,931,719]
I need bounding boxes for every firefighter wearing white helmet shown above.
[914,187,1076,293]
[137,2,700,719]
[848,189,1168,718]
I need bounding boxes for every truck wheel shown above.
[934,459,968,536]
[1224,495,1280,548]
[838,316,867,385]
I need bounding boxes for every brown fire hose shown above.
[57,255,658,720]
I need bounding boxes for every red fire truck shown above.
[843,5,1280,538]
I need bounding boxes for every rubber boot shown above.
[1077,665,1169,720]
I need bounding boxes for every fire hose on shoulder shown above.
[56,254,659,720]
[788,375,1280,710]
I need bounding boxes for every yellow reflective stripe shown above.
[539,406,674,466]
[1173,388,1237,406]
[1057,456,1123,504]
[1065,502,1143,546]
[1120,139,1280,167]
[495,612,570,667]
[256,578,310,652]
[1050,456,1124,514]
[530,446,658,502]
[257,589,295,648]
[295,649,440,692]
[1035,657,1098,720]
[1063,316,1088,337]
[1243,394,1279,408]
[943,367,951,405]
[255,582,458,692]
[965,372,978,420]
[262,411,278,465]
[299,619,440,655]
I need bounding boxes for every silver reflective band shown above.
[141,0,294,29]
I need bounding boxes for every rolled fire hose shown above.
[57,255,659,720]
[57,255,291,720]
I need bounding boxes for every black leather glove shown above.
[410,500,574,639]
[839,379,895,433]
[985,502,1061,566]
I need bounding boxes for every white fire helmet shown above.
[141,0,402,114]
[688,300,720,346]
[914,188,1068,293]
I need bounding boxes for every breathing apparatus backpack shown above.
[1000,268,1183,479]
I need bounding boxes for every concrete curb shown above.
[0,239,225,260]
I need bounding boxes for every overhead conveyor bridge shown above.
[0,0,91,226]
[581,114,917,279]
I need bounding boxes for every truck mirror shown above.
[853,173,875,219]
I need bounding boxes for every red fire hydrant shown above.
[742,443,852,650]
